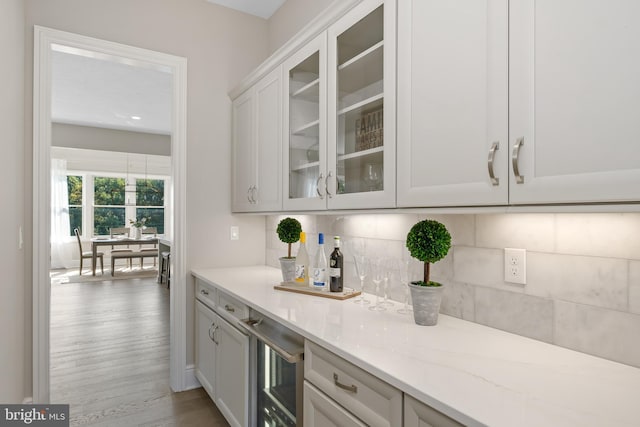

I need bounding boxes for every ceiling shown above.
[51,45,172,135]
[206,0,285,19]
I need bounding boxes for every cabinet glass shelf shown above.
[292,78,320,101]
[292,120,320,137]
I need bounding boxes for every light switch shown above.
[230,226,240,241]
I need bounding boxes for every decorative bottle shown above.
[294,231,309,285]
[312,233,328,290]
[329,236,343,292]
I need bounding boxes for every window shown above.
[93,176,126,235]
[135,178,165,234]
[67,175,83,236]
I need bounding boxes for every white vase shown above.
[409,282,444,326]
[133,227,142,239]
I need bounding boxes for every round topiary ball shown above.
[277,217,302,244]
[406,219,451,264]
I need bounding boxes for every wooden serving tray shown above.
[274,282,361,300]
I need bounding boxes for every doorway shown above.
[33,26,188,403]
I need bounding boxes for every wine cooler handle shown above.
[326,171,334,198]
[316,173,325,199]
[512,137,525,184]
[487,141,500,186]
[333,373,357,393]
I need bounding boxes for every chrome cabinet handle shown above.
[333,373,357,393]
[210,324,219,345]
[251,185,258,204]
[246,187,252,203]
[316,173,325,199]
[487,141,500,186]
[325,171,334,198]
[224,304,235,313]
[200,289,209,296]
[512,137,525,184]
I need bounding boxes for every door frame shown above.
[33,26,188,402]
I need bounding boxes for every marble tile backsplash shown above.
[265,213,640,368]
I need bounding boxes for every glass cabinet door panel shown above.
[334,5,384,195]
[289,51,321,200]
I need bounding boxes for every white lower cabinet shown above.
[304,340,402,427]
[195,300,217,399]
[215,314,249,427]
[404,394,464,427]
[304,381,367,427]
[195,284,249,427]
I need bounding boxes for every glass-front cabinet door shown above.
[283,0,396,210]
[283,34,327,211]
[327,0,396,209]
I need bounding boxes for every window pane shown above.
[94,207,125,236]
[67,175,83,205]
[69,207,83,237]
[94,177,125,205]
[136,208,164,234]
[136,179,164,207]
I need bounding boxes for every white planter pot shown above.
[409,282,444,326]
[133,227,142,239]
[279,257,296,283]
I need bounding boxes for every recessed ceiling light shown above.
[131,115,141,120]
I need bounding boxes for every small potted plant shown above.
[406,219,451,326]
[277,217,302,283]
[129,217,147,240]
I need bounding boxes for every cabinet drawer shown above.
[196,279,217,309]
[304,380,366,427]
[218,290,249,323]
[405,393,464,427]
[304,340,402,427]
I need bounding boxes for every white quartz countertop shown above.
[191,266,640,427]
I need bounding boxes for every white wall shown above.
[267,0,334,53]
[0,0,26,403]
[24,0,272,391]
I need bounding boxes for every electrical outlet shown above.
[504,248,526,285]
[230,226,240,241]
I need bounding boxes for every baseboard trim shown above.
[183,364,201,391]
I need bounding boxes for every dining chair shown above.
[139,227,158,268]
[74,228,104,275]
[110,227,133,269]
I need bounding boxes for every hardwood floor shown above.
[50,277,230,427]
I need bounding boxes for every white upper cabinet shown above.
[509,0,640,204]
[283,0,396,211]
[397,0,509,207]
[283,34,328,211]
[327,0,396,209]
[232,67,282,212]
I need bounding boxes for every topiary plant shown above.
[406,219,451,287]
[277,217,302,258]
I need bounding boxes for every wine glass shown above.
[352,254,370,305]
[397,257,413,314]
[363,163,382,191]
[376,258,394,307]
[368,258,386,311]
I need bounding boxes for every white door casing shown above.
[33,26,188,402]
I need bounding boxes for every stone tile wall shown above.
[266,213,640,368]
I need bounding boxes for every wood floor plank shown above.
[50,277,229,427]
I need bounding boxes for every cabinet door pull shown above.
[200,289,209,296]
[326,171,334,198]
[251,185,258,204]
[210,324,219,345]
[316,173,325,199]
[224,304,235,313]
[246,187,253,203]
[512,137,525,184]
[487,141,500,186]
[333,373,357,393]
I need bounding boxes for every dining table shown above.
[90,236,159,276]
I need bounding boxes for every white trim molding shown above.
[33,26,188,402]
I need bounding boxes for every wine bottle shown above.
[329,236,343,292]
[312,233,327,290]
[294,231,309,285]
